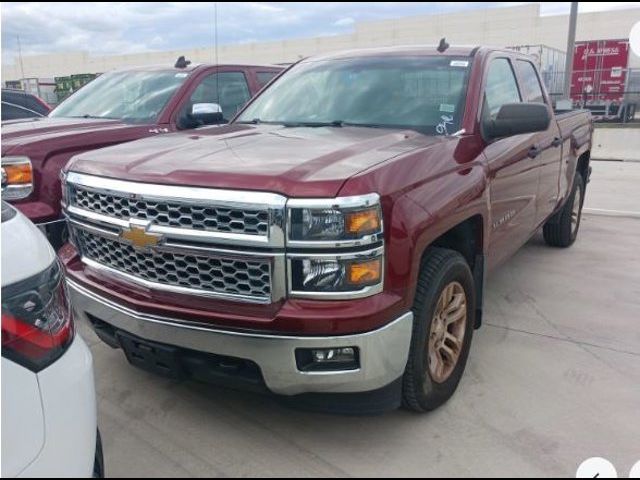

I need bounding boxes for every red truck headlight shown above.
[287,193,383,245]
[286,193,384,300]
[1,156,34,201]
[288,247,384,299]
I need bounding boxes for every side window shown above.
[2,102,38,120]
[516,60,546,104]
[187,72,251,121]
[484,58,521,118]
[256,71,278,88]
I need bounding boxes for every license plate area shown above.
[116,331,183,380]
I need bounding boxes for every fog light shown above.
[296,347,359,372]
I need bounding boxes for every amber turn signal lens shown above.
[3,163,33,185]
[345,208,380,235]
[347,258,382,286]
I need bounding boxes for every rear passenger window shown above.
[256,71,278,88]
[484,58,521,118]
[516,60,546,104]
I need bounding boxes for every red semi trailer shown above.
[571,39,636,122]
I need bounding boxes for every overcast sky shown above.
[2,2,639,64]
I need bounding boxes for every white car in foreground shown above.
[1,201,103,477]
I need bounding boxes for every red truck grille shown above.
[71,184,270,236]
[63,172,288,304]
[75,229,273,302]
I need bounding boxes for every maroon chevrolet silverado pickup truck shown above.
[1,61,282,248]
[60,46,592,413]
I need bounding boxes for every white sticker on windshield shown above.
[436,115,454,135]
[440,104,455,113]
[450,60,469,67]
[175,73,188,78]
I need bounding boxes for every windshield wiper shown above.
[236,118,262,124]
[282,120,345,128]
[67,114,118,120]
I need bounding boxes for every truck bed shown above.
[555,109,592,149]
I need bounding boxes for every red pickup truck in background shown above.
[1,60,282,248]
[61,46,592,413]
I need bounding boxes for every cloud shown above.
[334,17,355,27]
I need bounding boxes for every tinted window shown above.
[2,90,23,104]
[516,60,546,104]
[484,58,521,118]
[4,91,48,115]
[238,56,471,135]
[23,95,49,115]
[1,102,41,120]
[256,71,278,87]
[187,72,250,122]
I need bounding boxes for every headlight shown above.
[288,247,384,299]
[1,156,33,201]
[286,194,384,299]
[287,193,382,245]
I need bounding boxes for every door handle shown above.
[527,145,542,159]
[551,137,563,148]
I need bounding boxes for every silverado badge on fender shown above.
[119,221,162,250]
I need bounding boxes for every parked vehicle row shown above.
[2,47,593,478]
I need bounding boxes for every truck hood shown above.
[67,124,445,197]
[1,117,151,156]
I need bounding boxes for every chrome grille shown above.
[70,184,270,236]
[75,229,272,300]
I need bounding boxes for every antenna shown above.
[174,56,191,69]
[16,35,25,83]
[437,37,450,53]
[214,2,220,114]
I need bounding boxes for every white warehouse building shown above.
[2,3,640,82]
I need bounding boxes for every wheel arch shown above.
[417,214,486,329]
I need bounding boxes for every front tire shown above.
[402,248,475,412]
[543,171,584,248]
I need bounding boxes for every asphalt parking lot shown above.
[79,160,640,478]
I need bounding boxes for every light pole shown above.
[563,2,579,100]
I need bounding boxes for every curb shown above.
[583,208,640,219]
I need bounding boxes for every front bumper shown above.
[67,278,413,396]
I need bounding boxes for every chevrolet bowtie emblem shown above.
[119,221,162,249]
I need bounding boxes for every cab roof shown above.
[305,45,482,62]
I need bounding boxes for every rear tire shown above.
[402,248,475,412]
[543,171,584,248]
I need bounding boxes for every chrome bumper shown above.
[67,279,413,396]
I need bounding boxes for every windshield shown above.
[50,70,189,123]
[237,56,471,135]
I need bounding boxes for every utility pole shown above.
[17,35,26,85]
[563,2,578,100]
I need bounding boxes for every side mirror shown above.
[484,103,550,140]
[190,103,224,126]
